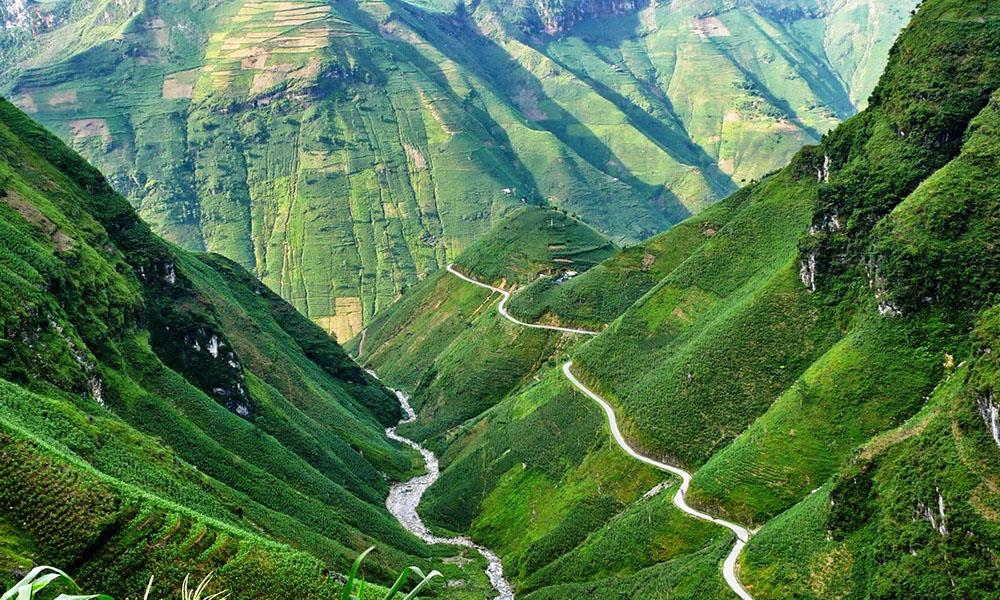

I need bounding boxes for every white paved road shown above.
[446,264,599,336]
[562,362,753,600]
[447,265,754,600]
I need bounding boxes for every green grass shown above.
[521,536,734,600]
[520,484,725,593]
[347,7,1000,593]
[452,206,617,287]
[352,205,613,442]
[5,1,999,598]
[689,313,945,525]
[506,182,754,330]
[0,99,494,597]
[743,331,1000,598]
[570,169,839,468]
[0,0,913,333]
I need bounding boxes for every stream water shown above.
[377,376,514,599]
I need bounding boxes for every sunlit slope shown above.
[4,0,533,341]
[565,0,1000,595]
[351,2,1000,597]
[414,0,917,202]
[3,0,913,334]
[0,99,495,597]
[742,308,999,598]
[507,185,754,330]
[350,205,736,598]
[348,206,613,442]
[573,167,840,467]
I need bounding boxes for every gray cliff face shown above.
[480,0,649,36]
[1,0,31,30]
[979,390,1000,449]
[1,0,63,32]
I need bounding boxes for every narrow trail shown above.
[369,370,514,600]
[446,264,600,336]
[447,265,754,600]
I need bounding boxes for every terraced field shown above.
[1,0,915,336]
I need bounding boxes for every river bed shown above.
[377,376,514,599]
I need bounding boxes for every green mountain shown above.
[0,99,499,598]
[0,0,914,338]
[4,0,997,597]
[354,0,1000,597]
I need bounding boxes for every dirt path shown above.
[562,362,753,600]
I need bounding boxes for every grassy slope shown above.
[565,1,1000,596]
[1,0,912,334]
[739,81,1000,597]
[349,1,999,597]
[507,184,753,329]
[743,317,999,598]
[690,0,1000,528]
[0,100,494,597]
[350,206,612,442]
[573,167,841,468]
[352,204,718,595]
[452,206,617,286]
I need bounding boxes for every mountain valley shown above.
[1,0,915,338]
[1,0,998,599]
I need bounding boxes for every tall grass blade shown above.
[341,547,375,600]
[381,567,414,600]
[2,566,112,600]
[401,570,441,600]
[3,566,72,600]
[30,573,64,594]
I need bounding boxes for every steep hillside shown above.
[742,309,1000,598]
[349,206,613,442]
[0,0,913,335]
[0,100,495,598]
[554,0,1000,595]
[349,0,1000,597]
[352,203,721,598]
[506,184,755,329]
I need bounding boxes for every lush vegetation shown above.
[452,206,617,287]
[0,100,494,597]
[4,0,998,598]
[343,1,1000,597]
[0,0,914,333]
[2,554,443,600]
[349,206,608,443]
[507,185,753,329]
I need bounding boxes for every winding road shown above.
[446,264,600,336]
[447,264,754,600]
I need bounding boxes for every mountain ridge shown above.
[353,1,1000,596]
[0,96,496,598]
[1,0,915,336]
